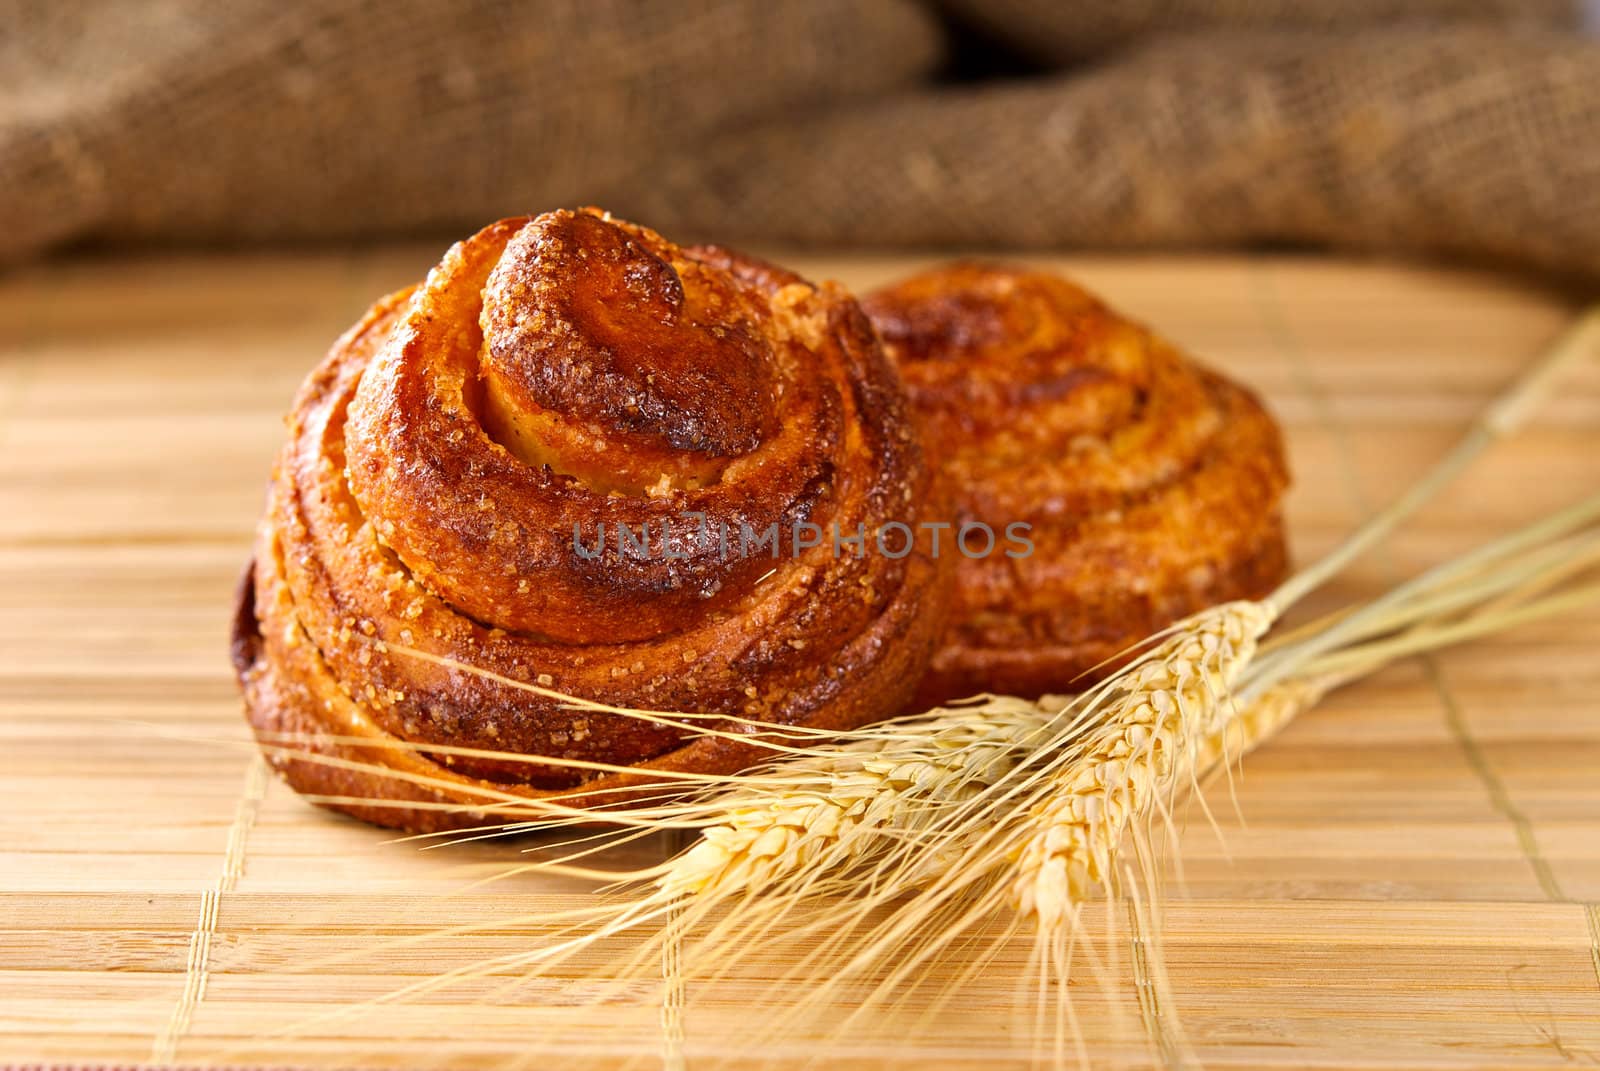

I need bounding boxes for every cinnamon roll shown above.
[862,263,1290,706]
[232,209,949,832]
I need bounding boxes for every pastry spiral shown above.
[862,263,1290,706]
[232,209,949,832]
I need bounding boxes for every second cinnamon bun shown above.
[862,263,1290,706]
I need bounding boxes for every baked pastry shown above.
[861,263,1290,706]
[231,208,949,832]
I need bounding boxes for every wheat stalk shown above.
[661,698,1044,898]
[1008,602,1272,926]
[1193,674,1329,775]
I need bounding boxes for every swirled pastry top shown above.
[234,209,949,827]
[864,262,1236,524]
[346,210,857,644]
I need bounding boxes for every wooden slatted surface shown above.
[1,246,1598,1069]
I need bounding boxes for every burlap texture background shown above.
[4,1,1598,279]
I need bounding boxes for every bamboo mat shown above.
[1,245,1598,1070]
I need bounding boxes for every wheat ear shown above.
[661,697,1047,898]
[1009,601,1273,927]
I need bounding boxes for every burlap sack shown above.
[628,25,1600,282]
[4,0,1598,280]
[0,0,941,257]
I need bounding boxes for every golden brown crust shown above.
[861,263,1290,707]
[233,209,951,832]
